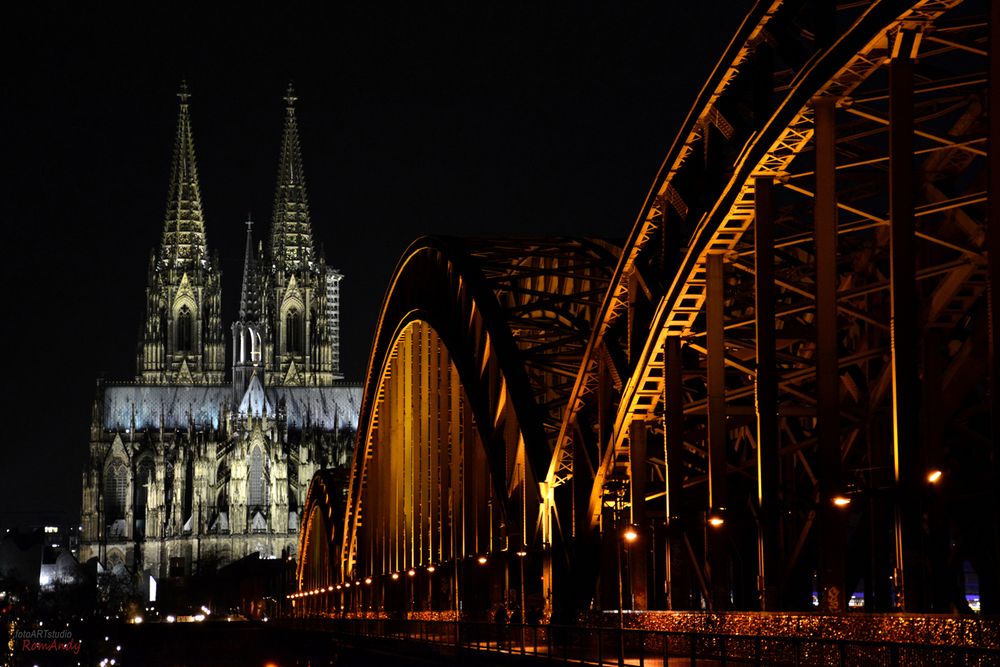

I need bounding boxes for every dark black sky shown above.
[1,5,752,526]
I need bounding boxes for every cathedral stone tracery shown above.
[80,83,359,583]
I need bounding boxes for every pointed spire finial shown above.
[284,82,297,111]
[178,80,191,105]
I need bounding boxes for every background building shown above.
[79,84,360,585]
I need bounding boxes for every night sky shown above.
[2,5,752,527]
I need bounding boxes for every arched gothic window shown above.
[248,446,265,510]
[177,305,193,352]
[285,308,302,354]
[133,458,154,537]
[104,460,128,522]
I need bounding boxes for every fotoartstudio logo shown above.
[14,628,82,655]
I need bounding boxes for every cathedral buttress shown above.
[265,84,338,386]
[138,82,224,384]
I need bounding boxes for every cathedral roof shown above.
[160,81,209,268]
[269,83,315,270]
[100,383,362,431]
[238,373,271,418]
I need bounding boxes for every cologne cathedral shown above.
[79,85,361,583]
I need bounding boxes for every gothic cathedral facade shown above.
[79,85,360,583]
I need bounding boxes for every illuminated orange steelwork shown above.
[294,0,996,619]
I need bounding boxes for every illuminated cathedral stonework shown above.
[79,84,359,581]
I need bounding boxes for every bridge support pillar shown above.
[663,335,685,609]
[814,96,847,613]
[629,421,648,610]
[985,0,1000,615]
[754,175,781,610]
[706,250,730,610]
[888,29,925,612]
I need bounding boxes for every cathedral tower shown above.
[137,83,224,384]
[263,84,339,385]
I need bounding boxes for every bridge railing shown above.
[295,616,1000,665]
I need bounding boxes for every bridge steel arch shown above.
[296,0,997,621]
[545,0,997,616]
[300,237,618,619]
[296,469,348,613]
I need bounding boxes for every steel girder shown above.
[549,0,995,614]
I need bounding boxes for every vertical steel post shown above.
[814,95,846,613]
[889,29,923,612]
[664,335,685,609]
[754,175,781,610]
[706,251,730,609]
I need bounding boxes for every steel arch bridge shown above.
[297,0,998,619]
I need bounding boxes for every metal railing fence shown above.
[290,616,1000,666]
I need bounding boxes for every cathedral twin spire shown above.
[158,81,318,278]
[270,84,316,270]
[161,81,208,268]
[143,81,335,387]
